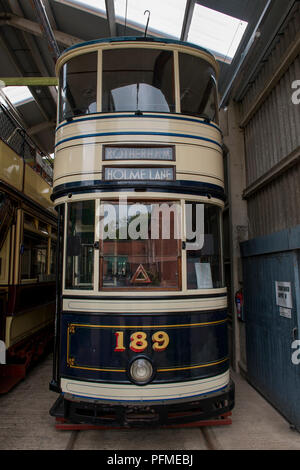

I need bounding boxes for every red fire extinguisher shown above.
[235,288,244,321]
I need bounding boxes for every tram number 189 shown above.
[114,331,169,353]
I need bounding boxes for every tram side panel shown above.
[0,138,57,393]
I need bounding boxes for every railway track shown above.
[64,426,222,451]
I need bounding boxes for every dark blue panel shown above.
[60,310,229,384]
[243,249,300,428]
[241,224,300,257]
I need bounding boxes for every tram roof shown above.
[62,36,216,59]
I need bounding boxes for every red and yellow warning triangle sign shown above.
[131,264,151,284]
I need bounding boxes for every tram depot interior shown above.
[0,0,300,451]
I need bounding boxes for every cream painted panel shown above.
[61,371,229,402]
[5,303,54,348]
[55,115,221,145]
[54,117,223,187]
[0,140,23,191]
[24,164,56,215]
[63,295,227,313]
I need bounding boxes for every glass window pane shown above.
[102,49,175,113]
[186,203,223,289]
[59,52,97,121]
[179,53,218,122]
[100,202,181,290]
[21,231,48,281]
[65,200,95,290]
[188,4,248,63]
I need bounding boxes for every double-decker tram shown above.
[0,103,56,393]
[50,37,234,426]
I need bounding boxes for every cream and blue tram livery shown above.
[50,37,234,425]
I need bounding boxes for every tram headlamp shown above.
[129,358,153,385]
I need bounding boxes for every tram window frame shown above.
[185,202,224,290]
[20,212,56,284]
[178,53,219,123]
[59,51,98,122]
[0,229,10,285]
[65,200,95,291]
[98,200,182,291]
[102,48,176,114]
[21,230,48,283]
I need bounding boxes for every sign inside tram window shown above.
[103,146,174,161]
[104,166,175,181]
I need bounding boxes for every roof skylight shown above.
[114,0,187,38]
[2,86,34,106]
[187,4,248,63]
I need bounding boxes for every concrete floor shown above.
[1,353,300,450]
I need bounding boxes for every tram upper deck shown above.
[53,37,223,200]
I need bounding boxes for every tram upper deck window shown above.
[102,49,175,113]
[185,202,223,289]
[59,52,97,121]
[65,200,95,290]
[179,53,218,123]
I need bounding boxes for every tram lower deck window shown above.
[63,200,223,292]
[65,200,95,290]
[21,232,48,281]
[99,201,181,290]
[185,202,223,289]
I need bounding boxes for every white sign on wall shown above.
[275,281,293,309]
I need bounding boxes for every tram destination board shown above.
[103,166,175,181]
[103,145,175,161]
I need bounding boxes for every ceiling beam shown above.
[0,77,58,86]
[0,13,82,47]
[105,0,117,37]
[27,120,56,136]
[30,0,61,61]
[42,0,58,29]
[180,0,196,41]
